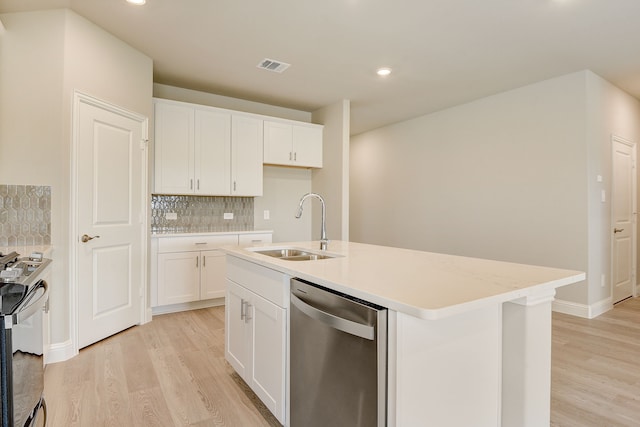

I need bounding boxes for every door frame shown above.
[70,91,149,354]
[610,134,637,301]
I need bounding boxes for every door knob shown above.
[614,228,624,233]
[81,234,101,243]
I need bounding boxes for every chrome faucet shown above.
[295,193,328,250]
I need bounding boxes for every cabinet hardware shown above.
[197,179,200,190]
[244,303,252,323]
[294,152,297,161]
[203,256,206,267]
[190,179,193,190]
[196,256,199,268]
[233,181,237,191]
[289,152,292,161]
[240,299,246,320]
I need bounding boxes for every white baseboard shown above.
[144,307,153,324]
[45,339,77,364]
[151,297,225,316]
[552,297,613,319]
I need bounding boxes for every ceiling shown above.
[2,0,640,135]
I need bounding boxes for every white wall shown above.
[0,9,152,347]
[154,83,311,122]
[254,166,312,242]
[351,70,640,311]
[311,100,351,241]
[351,72,590,303]
[586,71,640,306]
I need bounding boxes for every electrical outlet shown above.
[165,212,177,220]
[224,212,234,220]
[264,210,270,220]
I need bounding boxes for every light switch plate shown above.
[224,212,234,220]
[165,212,177,220]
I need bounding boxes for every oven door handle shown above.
[13,280,49,325]
[290,292,375,340]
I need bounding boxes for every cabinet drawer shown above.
[158,234,238,253]
[238,233,273,247]
[226,256,288,307]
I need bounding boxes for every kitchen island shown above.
[223,240,585,427]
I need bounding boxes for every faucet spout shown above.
[295,193,328,250]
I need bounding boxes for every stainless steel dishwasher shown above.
[290,278,387,427]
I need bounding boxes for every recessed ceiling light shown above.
[376,68,392,77]
[126,0,146,5]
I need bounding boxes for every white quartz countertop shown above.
[223,240,586,320]
[151,230,273,238]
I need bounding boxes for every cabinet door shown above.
[200,250,226,299]
[250,293,286,424]
[195,108,231,195]
[154,101,195,194]
[232,115,263,196]
[293,124,323,168]
[226,279,250,378]
[263,120,293,165]
[157,252,200,305]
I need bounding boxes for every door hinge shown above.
[140,139,148,150]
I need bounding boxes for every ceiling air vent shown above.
[257,58,291,73]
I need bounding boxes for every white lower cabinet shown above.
[157,249,228,305]
[225,256,287,425]
[152,232,272,310]
[200,250,227,299]
[157,251,201,305]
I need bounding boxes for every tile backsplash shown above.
[151,194,254,233]
[0,185,52,247]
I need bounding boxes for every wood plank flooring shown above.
[43,306,280,427]
[44,299,640,426]
[551,297,640,426]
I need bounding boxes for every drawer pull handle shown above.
[195,242,207,245]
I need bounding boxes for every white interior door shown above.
[75,93,147,349]
[611,136,637,304]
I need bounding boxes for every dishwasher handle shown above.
[290,292,375,340]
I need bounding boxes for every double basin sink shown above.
[248,247,342,262]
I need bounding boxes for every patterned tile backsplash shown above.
[151,194,254,233]
[0,185,52,247]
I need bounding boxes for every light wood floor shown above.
[43,306,280,426]
[44,299,640,426]
[551,296,640,426]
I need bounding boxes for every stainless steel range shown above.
[0,251,52,427]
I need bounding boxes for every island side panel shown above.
[393,305,502,427]
[501,290,555,427]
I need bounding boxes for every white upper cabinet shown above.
[264,120,323,168]
[154,99,263,196]
[194,108,231,195]
[232,115,263,196]
[154,101,195,194]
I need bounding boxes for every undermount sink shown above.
[248,247,342,261]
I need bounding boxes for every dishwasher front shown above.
[290,278,387,427]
